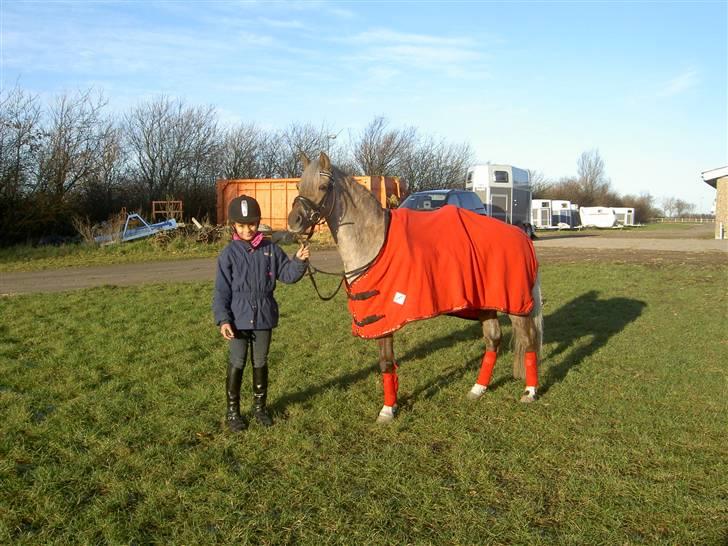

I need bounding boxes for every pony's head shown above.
[287,151,336,234]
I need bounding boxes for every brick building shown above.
[702,166,728,240]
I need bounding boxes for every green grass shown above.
[0,235,329,273]
[1,262,727,544]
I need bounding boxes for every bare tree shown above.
[0,86,42,202]
[528,169,552,197]
[78,121,126,221]
[576,149,611,201]
[661,197,677,217]
[351,116,416,176]
[674,199,695,217]
[219,123,264,179]
[276,123,331,178]
[124,96,218,205]
[36,89,110,200]
[621,192,660,223]
[399,137,473,194]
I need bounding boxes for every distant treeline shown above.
[1,86,681,244]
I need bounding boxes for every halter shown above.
[291,170,336,241]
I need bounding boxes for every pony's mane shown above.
[330,164,384,212]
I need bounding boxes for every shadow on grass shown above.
[274,290,645,412]
[272,323,485,414]
[540,290,646,395]
[271,363,379,414]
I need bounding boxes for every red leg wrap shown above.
[525,352,538,387]
[476,351,497,387]
[383,363,399,407]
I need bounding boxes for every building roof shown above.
[702,166,728,188]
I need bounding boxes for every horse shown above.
[287,152,543,423]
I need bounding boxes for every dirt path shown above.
[1,229,725,295]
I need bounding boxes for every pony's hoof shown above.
[467,384,488,400]
[376,405,397,424]
[519,391,538,403]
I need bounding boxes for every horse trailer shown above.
[612,207,635,226]
[570,204,581,226]
[550,200,574,227]
[465,164,532,227]
[530,199,553,228]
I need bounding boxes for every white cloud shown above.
[258,17,305,29]
[346,28,484,73]
[658,69,699,97]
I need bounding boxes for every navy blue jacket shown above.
[212,239,307,330]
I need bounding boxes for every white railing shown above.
[652,217,715,224]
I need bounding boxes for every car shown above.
[400,189,537,239]
[398,189,487,215]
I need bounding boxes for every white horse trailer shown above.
[550,200,573,227]
[531,199,553,228]
[465,164,532,228]
[578,206,617,228]
[612,207,635,226]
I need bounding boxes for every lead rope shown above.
[305,263,345,301]
[296,230,346,301]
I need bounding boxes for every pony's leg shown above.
[376,335,398,424]
[468,310,501,400]
[510,315,540,403]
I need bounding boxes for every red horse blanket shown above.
[346,206,538,339]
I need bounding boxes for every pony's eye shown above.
[319,184,328,191]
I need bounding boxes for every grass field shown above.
[1,261,726,544]
[0,237,324,274]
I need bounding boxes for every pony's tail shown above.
[513,272,543,380]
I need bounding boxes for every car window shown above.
[447,193,462,207]
[460,192,485,212]
[400,193,448,210]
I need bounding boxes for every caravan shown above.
[578,206,617,228]
[465,164,532,230]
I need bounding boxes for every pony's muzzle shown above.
[287,209,306,234]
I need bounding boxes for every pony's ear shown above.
[299,152,310,170]
[319,152,331,172]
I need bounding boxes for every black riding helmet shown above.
[228,195,261,224]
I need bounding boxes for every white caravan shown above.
[531,199,552,228]
[612,207,635,226]
[465,164,531,228]
[578,206,617,228]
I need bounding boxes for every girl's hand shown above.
[220,323,235,340]
[296,243,310,261]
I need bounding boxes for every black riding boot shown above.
[226,364,247,432]
[252,365,273,427]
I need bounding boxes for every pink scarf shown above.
[232,230,264,250]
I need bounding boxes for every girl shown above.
[213,195,309,432]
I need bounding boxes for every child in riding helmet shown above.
[212,195,310,432]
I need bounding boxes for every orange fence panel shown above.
[216,176,401,230]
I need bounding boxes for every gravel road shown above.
[2,226,725,296]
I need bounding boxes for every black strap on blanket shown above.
[348,289,379,301]
[354,314,384,327]
[301,208,393,301]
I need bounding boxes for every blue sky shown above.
[2,0,725,212]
